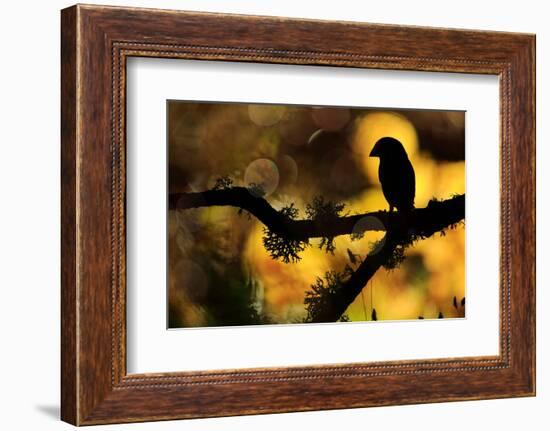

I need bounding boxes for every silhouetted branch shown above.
[304,197,466,322]
[171,185,465,323]
[170,187,465,243]
[305,234,398,322]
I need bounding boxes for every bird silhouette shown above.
[369,137,415,212]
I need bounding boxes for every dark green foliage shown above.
[262,230,307,263]
[303,268,352,322]
[280,202,300,220]
[305,196,346,254]
[262,204,308,263]
[382,243,406,270]
[200,256,271,327]
[305,196,346,223]
[213,175,233,190]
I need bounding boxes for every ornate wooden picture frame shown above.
[61,4,535,425]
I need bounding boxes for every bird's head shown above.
[369,137,408,159]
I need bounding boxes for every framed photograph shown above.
[61,4,535,425]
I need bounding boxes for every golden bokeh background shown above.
[168,102,465,328]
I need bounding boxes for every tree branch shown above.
[305,203,464,323]
[171,185,465,323]
[305,233,400,323]
[169,187,465,242]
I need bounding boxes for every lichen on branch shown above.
[170,180,466,322]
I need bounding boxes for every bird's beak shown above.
[369,145,379,157]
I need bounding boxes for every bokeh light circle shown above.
[307,129,324,146]
[311,107,351,131]
[352,215,386,255]
[248,105,286,126]
[244,158,280,197]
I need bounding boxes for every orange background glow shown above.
[168,102,465,328]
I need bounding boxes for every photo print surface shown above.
[168,101,465,328]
